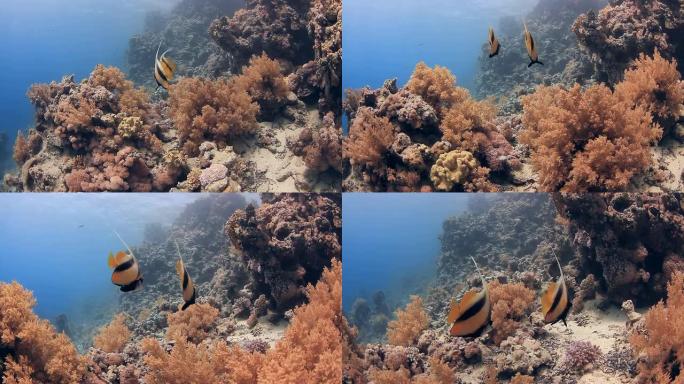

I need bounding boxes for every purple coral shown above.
[564,341,602,371]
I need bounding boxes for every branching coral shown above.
[0,282,86,384]
[234,53,290,120]
[489,282,536,345]
[166,303,219,344]
[615,52,684,133]
[386,296,429,347]
[630,272,684,382]
[343,107,396,168]
[92,313,131,353]
[521,82,660,192]
[169,77,260,156]
[226,194,341,312]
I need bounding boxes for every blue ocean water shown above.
[0,193,199,322]
[342,193,469,312]
[343,0,538,92]
[0,0,180,168]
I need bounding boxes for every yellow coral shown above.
[430,150,478,191]
[117,116,144,139]
[93,313,131,353]
[386,295,429,347]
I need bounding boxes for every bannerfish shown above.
[154,42,177,91]
[523,22,544,67]
[541,252,570,326]
[108,231,143,292]
[488,27,501,58]
[175,241,196,311]
[447,257,491,337]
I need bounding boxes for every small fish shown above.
[488,27,501,58]
[541,252,570,326]
[447,257,491,337]
[78,224,85,228]
[108,231,143,292]
[154,41,177,90]
[175,241,196,311]
[523,22,544,67]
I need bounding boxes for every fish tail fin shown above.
[537,60,544,66]
[529,60,543,68]
[528,61,534,68]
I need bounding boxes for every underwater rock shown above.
[554,193,684,305]
[54,314,73,338]
[495,336,552,376]
[126,0,242,88]
[225,193,342,312]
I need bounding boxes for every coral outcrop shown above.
[226,193,342,312]
[554,193,684,305]
[343,63,520,192]
[573,0,684,84]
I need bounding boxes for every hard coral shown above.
[166,303,219,344]
[630,272,684,382]
[563,340,602,372]
[169,77,260,156]
[0,281,86,384]
[225,194,341,312]
[521,82,660,192]
[290,112,342,174]
[430,150,491,192]
[235,53,290,120]
[387,296,430,347]
[572,0,684,83]
[92,313,131,353]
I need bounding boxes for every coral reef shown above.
[165,303,219,343]
[563,340,602,372]
[573,0,684,84]
[488,282,536,345]
[289,112,343,174]
[554,193,684,304]
[126,0,243,87]
[234,53,290,120]
[343,63,520,192]
[226,194,342,312]
[629,272,684,382]
[386,296,429,347]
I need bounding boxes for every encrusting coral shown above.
[92,313,131,353]
[168,77,260,156]
[629,272,684,382]
[0,282,87,384]
[226,194,342,312]
[386,296,430,347]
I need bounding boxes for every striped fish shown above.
[447,257,491,337]
[523,23,544,67]
[175,241,196,311]
[488,27,500,58]
[541,252,570,326]
[108,231,143,292]
[154,42,177,91]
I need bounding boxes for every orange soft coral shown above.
[343,107,396,168]
[406,62,464,115]
[0,282,86,384]
[235,53,290,120]
[489,281,536,345]
[616,52,684,130]
[386,295,429,347]
[12,132,30,165]
[629,272,684,382]
[92,313,131,353]
[521,83,660,192]
[169,77,260,156]
[166,303,219,344]
[367,357,454,384]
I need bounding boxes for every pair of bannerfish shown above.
[448,254,569,337]
[487,23,543,67]
[107,231,196,311]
